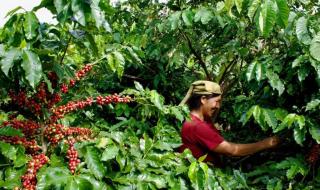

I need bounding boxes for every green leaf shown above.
[309,125,320,143]
[0,44,4,57]
[259,0,277,37]
[194,7,213,24]
[71,0,86,26]
[0,48,21,76]
[54,0,67,13]
[23,11,39,40]
[224,0,235,13]
[0,142,17,160]
[306,99,320,111]
[246,61,257,81]
[5,6,24,18]
[275,0,289,27]
[134,81,144,92]
[293,126,306,145]
[21,50,42,88]
[37,167,71,190]
[263,109,278,129]
[2,167,25,189]
[113,51,125,78]
[90,0,111,32]
[292,55,306,68]
[170,107,184,122]
[84,146,105,180]
[13,146,28,167]
[310,34,320,61]
[297,67,308,81]
[188,162,198,183]
[233,170,248,188]
[168,11,181,30]
[101,145,119,161]
[0,126,23,137]
[296,16,311,45]
[267,178,282,190]
[241,106,254,125]
[235,0,243,13]
[266,70,285,95]
[274,113,296,132]
[150,90,164,110]
[248,0,261,22]
[182,9,194,26]
[255,62,266,81]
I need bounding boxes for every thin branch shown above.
[179,29,212,80]
[59,35,72,65]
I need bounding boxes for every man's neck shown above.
[190,110,204,121]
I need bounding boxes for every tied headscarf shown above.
[179,80,222,106]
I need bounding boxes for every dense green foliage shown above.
[0,0,320,189]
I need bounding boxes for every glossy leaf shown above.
[21,50,42,88]
[168,11,181,30]
[263,109,278,129]
[84,146,105,180]
[235,0,243,13]
[23,11,39,40]
[0,126,23,137]
[113,51,125,78]
[194,7,213,24]
[0,48,21,76]
[248,0,261,22]
[90,0,111,32]
[101,145,119,161]
[259,0,277,37]
[37,167,70,190]
[310,34,320,61]
[71,0,86,26]
[309,124,320,143]
[306,99,320,111]
[275,0,289,27]
[293,126,306,145]
[266,70,285,95]
[296,16,311,45]
[182,9,194,26]
[246,61,257,81]
[0,142,17,160]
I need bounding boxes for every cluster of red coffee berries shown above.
[307,144,320,165]
[66,138,80,174]
[59,64,93,94]
[2,119,40,137]
[96,94,131,105]
[21,154,49,190]
[44,124,92,145]
[0,136,40,153]
[75,64,93,81]
[50,97,94,121]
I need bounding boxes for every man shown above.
[179,80,279,166]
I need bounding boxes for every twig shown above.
[179,29,212,80]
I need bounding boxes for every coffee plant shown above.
[0,0,320,189]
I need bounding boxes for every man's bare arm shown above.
[213,136,279,156]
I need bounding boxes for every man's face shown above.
[201,95,222,119]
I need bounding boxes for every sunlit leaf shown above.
[23,11,39,40]
[0,48,21,76]
[310,34,320,61]
[21,50,42,88]
[296,16,311,45]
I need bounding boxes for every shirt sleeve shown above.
[195,125,224,150]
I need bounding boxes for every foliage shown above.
[0,0,320,189]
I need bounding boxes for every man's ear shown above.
[200,96,207,105]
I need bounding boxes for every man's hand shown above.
[262,136,280,148]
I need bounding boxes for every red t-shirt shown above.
[179,114,224,165]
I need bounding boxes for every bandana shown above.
[179,80,222,106]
